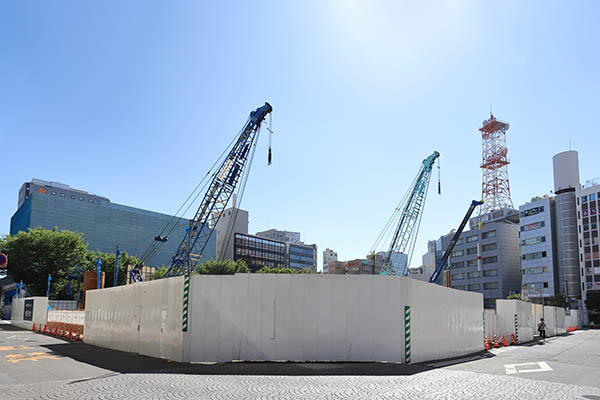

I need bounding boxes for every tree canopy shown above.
[0,227,88,296]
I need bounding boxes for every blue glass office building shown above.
[10,179,215,267]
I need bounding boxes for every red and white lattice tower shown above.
[479,113,514,214]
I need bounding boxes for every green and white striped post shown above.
[182,273,190,332]
[404,306,411,364]
[514,314,518,344]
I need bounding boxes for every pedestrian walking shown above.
[538,318,547,340]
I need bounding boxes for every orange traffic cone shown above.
[31,323,35,331]
[502,336,508,346]
[511,334,517,345]
[484,336,490,350]
[54,327,58,336]
[67,327,73,340]
[43,325,47,333]
[493,335,500,348]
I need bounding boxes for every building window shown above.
[51,191,57,196]
[89,199,95,203]
[451,261,465,269]
[482,230,496,239]
[455,238,465,245]
[483,256,497,264]
[71,195,76,199]
[60,193,65,197]
[522,251,547,261]
[583,195,588,203]
[483,282,498,290]
[520,236,546,246]
[79,197,84,201]
[522,266,548,275]
[482,243,497,251]
[452,249,464,257]
[483,269,498,277]
[468,283,481,290]
[467,235,478,243]
[452,273,465,280]
[468,271,480,278]
[452,285,465,290]
[467,247,477,255]
[591,194,597,201]
[467,259,478,267]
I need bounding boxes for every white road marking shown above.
[505,361,553,375]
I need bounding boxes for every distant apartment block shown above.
[322,248,338,274]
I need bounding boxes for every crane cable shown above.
[138,120,250,265]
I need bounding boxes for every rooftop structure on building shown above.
[215,203,249,261]
[10,179,214,267]
[322,248,338,274]
[256,228,301,244]
[256,228,317,271]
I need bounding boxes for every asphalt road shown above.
[1,320,599,399]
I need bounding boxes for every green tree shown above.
[0,227,88,296]
[256,266,317,274]
[83,250,141,287]
[506,293,524,300]
[196,259,249,275]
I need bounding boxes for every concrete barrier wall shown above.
[496,300,534,343]
[186,274,483,364]
[484,309,497,338]
[10,297,48,330]
[84,276,184,362]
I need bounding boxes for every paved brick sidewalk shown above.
[1,369,600,400]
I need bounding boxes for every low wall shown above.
[84,276,184,362]
[186,274,483,363]
[10,297,48,330]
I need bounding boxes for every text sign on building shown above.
[0,253,7,268]
[23,299,34,321]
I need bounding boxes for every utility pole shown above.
[114,246,121,287]
[96,258,102,289]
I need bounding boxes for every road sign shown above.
[0,253,7,267]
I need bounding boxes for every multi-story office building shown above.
[215,205,249,261]
[233,233,286,272]
[519,197,558,299]
[256,228,317,270]
[447,209,521,308]
[10,179,213,267]
[577,181,600,296]
[287,242,317,271]
[322,248,338,274]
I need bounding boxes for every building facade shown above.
[519,197,558,299]
[577,181,600,297]
[322,248,338,274]
[233,233,286,272]
[10,179,213,267]
[553,151,582,299]
[287,242,317,271]
[255,229,301,244]
[215,206,249,261]
[448,210,521,308]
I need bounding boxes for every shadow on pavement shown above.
[41,340,494,377]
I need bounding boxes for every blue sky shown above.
[2,1,599,270]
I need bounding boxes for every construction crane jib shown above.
[130,103,273,281]
[381,151,439,276]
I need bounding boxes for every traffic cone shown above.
[502,336,508,346]
[43,325,47,333]
[37,324,41,332]
[31,323,35,332]
[67,327,73,340]
[511,334,517,345]
[484,336,490,350]
[54,327,58,336]
[493,335,500,348]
